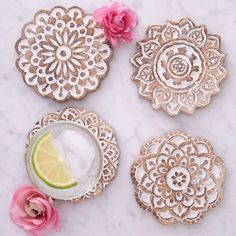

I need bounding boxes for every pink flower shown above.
[93,2,138,47]
[9,185,61,236]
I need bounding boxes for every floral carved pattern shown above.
[26,108,119,202]
[16,6,112,102]
[130,131,225,224]
[131,18,227,116]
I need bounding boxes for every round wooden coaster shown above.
[131,18,227,116]
[16,6,112,102]
[131,131,225,224]
[25,108,119,201]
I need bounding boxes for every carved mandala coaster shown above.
[16,6,112,102]
[25,108,119,201]
[131,131,225,224]
[131,18,227,116]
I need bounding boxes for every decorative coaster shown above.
[25,108,119,201]
[131,18,227,116]
[130,131,225,224]
[16,6,112,102]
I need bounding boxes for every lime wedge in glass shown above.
[25,122,103,200]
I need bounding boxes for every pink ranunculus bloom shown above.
[93,2,138,47]
[9,185,61,236]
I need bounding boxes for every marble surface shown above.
[0,0,236,235]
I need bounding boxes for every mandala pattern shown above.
[131,18,227,115]
[26,108,119,202]
[16,6,112,102]
[131,131,225,224]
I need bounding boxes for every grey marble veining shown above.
[0,0,236,235]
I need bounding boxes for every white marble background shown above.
[0,0,236,235]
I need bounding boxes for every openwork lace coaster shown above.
[25,108,119,201]
[131,131,225,224]
[16,6,112,102]
[131,18,227,116]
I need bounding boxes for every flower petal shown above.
[205,34,221,50]
[134,64,155,83]
[147,25,162,40]
[161,22,181,42]
[187,25,207,47]
[139,39,160,58]
[199,75,220,95]
[205,49,225,69]
[93,6,109,23]
[178,18,194,36]
[177,91,198,112]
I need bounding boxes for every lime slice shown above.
[32,132,77,189]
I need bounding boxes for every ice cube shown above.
[54,129,95,180]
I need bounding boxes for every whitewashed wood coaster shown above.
[131,131,225,224]
[131,18,227,116]
[25,108,119,201]
[16,6,112,102]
